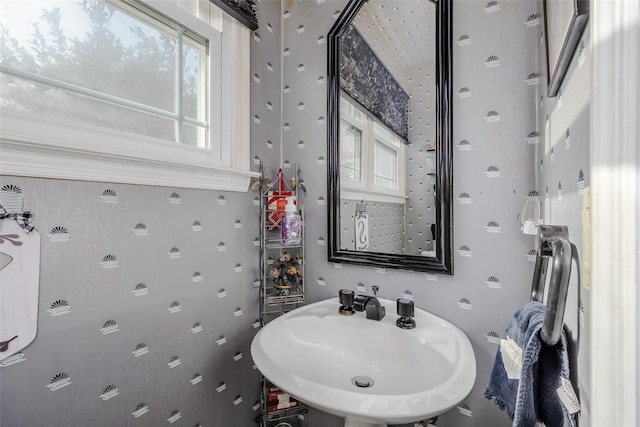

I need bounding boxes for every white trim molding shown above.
[590,0,639,424]
[341,189,407,206]
[0,110,258,191]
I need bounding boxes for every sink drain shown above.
[351,375,374,388]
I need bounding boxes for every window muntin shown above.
[0,0,210,147]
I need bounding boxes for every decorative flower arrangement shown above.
[271,252,302,296]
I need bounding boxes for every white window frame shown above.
[372,129,402,191]
[339,109,367,192]
[0,0,256,191]
[340,94,407,204]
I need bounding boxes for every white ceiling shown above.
[354,0,436,86]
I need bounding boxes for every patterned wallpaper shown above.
[0,178,261,426]
[536,4,591,423]
[0,0,592,426]
[252,0,539,425]
[406,59,438,255]
[339,200,405,254]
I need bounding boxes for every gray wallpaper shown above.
[0,0,592,426]
[406,60,438,256]
[0,177,261,426]
[537,5,591,424]
[339,200,405,254]
[253,0,539,425]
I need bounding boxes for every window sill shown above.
[341,188,407,205]
[0,111,259,191]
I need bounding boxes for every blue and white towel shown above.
[484,301,576,427]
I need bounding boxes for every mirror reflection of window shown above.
[340,94,406,199]
[373,122,402,191]
[339,95,365,183]
[339,123,362,182]
[374,141,397,189]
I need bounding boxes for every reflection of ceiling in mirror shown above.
[354,0,436,88]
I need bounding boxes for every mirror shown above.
[327,0,453,273]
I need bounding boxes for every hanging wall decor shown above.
[354,202,370,251]
[0,186,40,362]
[543,0,588,96]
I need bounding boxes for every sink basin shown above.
[251,297,476,427]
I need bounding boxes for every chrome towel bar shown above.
[530,225,576,346]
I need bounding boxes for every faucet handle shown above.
[397,298,414,317]
[396,298,416,329]
[339,289,355,316]
[339,289,354,305]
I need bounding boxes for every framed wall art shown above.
[544,0,589,96]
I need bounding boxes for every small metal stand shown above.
[257,162,307,426]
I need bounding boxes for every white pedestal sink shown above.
[251,297,476,427]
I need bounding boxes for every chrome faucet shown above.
[353,295,386,321]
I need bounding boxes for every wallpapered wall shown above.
[339,201,406,253]
[0,1,589,426]
[405,61,438,256]
[536,5,591,424]
[0,178,262,426]
[251,0,539,425]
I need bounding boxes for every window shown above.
[374,141,397,189]
[339,122,363,183]
[339,94,406,203]
[0,0,255,191]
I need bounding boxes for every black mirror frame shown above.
[327,0,453,274]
